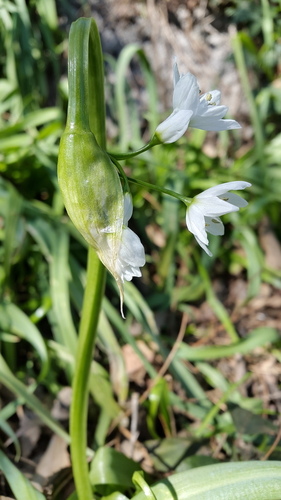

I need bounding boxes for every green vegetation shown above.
[0,0,281,499]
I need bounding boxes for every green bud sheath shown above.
[58,130,124,269]
[57,18,125,295]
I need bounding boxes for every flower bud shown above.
[58,130,145,316]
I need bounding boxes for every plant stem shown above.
[108,136,160,160]
[128,176,189,203]
[67,18,106,500]
[70,249,105,500]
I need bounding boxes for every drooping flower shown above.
[155,62,241,144]
[115,193,146,283]
[185,181,251,256]
[106,193,145,317]
[89,193,145,318]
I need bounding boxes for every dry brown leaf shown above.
[35,435,70,479]
[16,408,41,458]
[259,217,281,270]
[122,341,154,385]
[51,387,72,421]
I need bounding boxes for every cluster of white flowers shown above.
[72,62,250,315]
[118,63,250,282]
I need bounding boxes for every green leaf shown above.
[0,354,70,445]
[240,226,263,299]
[229,404,277,435]
[132,461,281,500]
[48,340,121,421]
[197,261,238,342]
[0,301,49,379]
[89,447,147,494]
[145,438,192,473]
[178,327,279,361]
[0,449,46,500]
[115,43,158,149]
[97,310,129,404]
[49,228,78,357]
[147,378,171,439]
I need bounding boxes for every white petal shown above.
[219,192,248,208]
[196,197,240,216]
[123,193,133,225]
[197,181,251,198]
[119,227,145,268]
[186,204,209,245]
[190,115,241,131]
[173,61,180,87]
[197,104,229,119]
[194,235,213,256]
[205,216,224,236]
[156,109,193,143]
[173,73,199,111]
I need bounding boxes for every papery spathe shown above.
[91,193,145,317]
[58,131,145,317]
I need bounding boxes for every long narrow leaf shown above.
[0,450,46,500]
[0,354,70,444]
[132,461,281,500]
[0,302,49,379]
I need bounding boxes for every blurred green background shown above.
[0,0,281,498]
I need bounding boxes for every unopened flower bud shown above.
[58,130,145,316]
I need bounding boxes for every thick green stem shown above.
[67,18,106,500]
[70,249,105,500]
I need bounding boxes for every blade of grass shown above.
[0,449,46,500]
[197,260,239,342]
[97,310,129,404]
[0,353,70,445]
[194,373,251,438]
[178,327,279,361]
[232,31,265,159]
[49,228,78,356]
[115,43,158,149]
[132,461,281,500]
[0,301,49,380]
[123,282,210,403]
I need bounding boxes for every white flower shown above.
[185,181,251,256]
[115,193,146,284]
[91,193,145,317]
[155,62,241,143]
